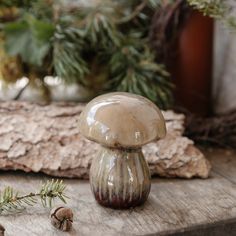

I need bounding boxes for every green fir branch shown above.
[108,34,173,109]
[53,24,89,84]
[75,2,120,47]
[0,179,67,214]
[187,0,236,30]
[187,0,228,18]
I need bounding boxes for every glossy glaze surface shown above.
[78,92,166,148]
[90,147,151,209]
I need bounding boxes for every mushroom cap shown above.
[78,92,166,148]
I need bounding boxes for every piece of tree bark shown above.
[0,102,211,179]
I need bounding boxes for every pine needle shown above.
[0,179,68,214]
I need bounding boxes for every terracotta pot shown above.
[170,10,214,116]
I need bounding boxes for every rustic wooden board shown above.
[0,149,236,236]
[207,149,236,183]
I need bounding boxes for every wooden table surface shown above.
[0,149,236,236]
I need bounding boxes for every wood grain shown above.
[0,149,235,236]
[206,148,236,183]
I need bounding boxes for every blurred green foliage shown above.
[0,0,174,108]
[187,0,236,30]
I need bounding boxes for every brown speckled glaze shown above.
[78,92,166,209]
[90,147,151,209]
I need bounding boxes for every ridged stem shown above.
[90,146,151,209]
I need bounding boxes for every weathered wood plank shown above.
[206,148,236,184]
[0,149,235,236]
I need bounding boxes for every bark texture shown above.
[0,102,211,179]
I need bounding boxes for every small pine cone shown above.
[50,207,73,232]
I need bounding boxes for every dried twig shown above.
[184,110,236,148]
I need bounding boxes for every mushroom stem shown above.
[90,146,151,209]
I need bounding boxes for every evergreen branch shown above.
[53,24,89,84]
[0,179,67,214]
[187,0,228,18]
[187,0,236,30]
[76,3,120,47]
[107,34,173,109]
[0,0,174,104]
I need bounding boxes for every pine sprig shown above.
[53,0,174,108]
[77,2,120,47]
[0,179,67,214]
[108,34,173,108]
[39,179,67,207]
[187,0,228,18]
[187,0,236,30]
[53,24,89,84]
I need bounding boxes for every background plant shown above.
[0,0,175,108]
[187,0,236,30]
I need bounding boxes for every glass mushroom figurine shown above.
[78,92,166,209]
